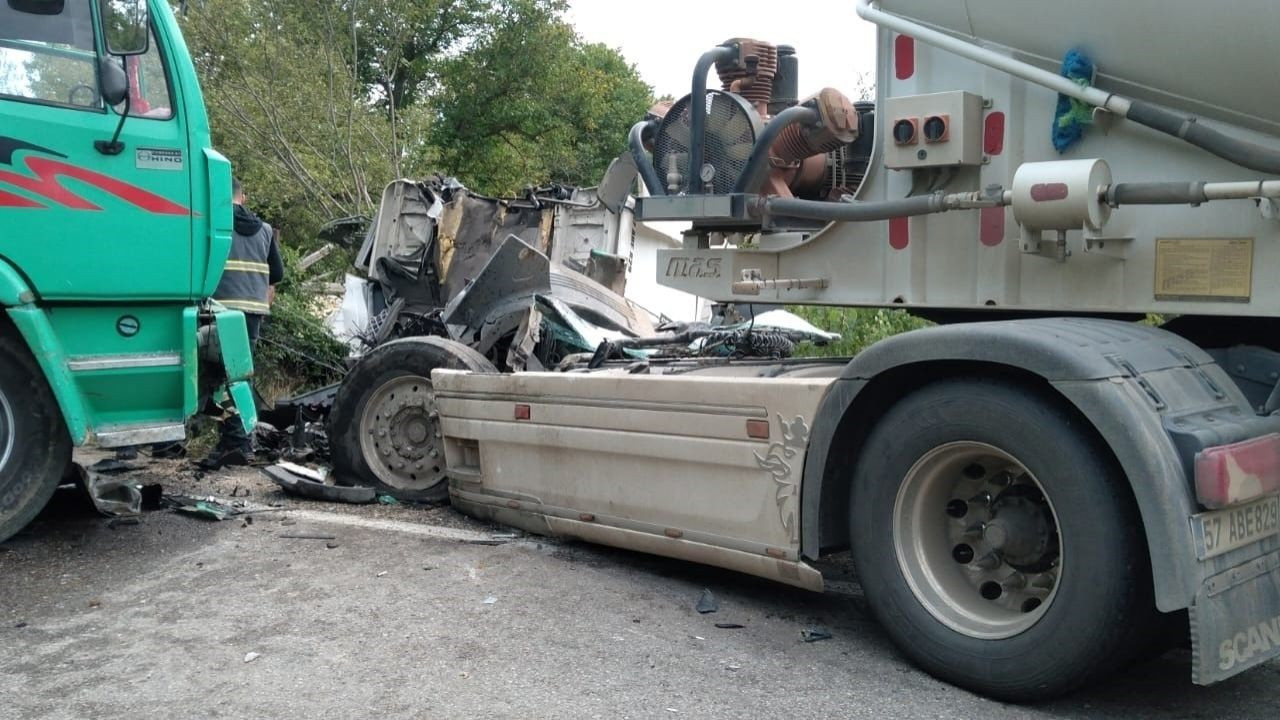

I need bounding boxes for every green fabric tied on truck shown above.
[214,306,255,382]
[228,380,257,435]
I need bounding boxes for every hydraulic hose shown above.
[759,193,949,223]
[688,45,737,193]
[629,120,664,196]
[1127,102,1280,176]
[732,104,820,194]
[1106,182,1209,206]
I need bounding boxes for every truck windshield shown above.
[0,1,100,110]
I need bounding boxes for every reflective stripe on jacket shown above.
[215,220,275,315]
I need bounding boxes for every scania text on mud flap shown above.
[323,0,1280,702]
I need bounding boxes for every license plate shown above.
[1192,495,1280,560]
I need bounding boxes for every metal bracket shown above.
[1081,234,1133,259]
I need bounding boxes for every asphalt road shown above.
[2,459,1277,719]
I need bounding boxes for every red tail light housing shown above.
[1194,433,1280,509]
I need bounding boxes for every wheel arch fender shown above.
[1,258,90,445]
[800,317,1226,612]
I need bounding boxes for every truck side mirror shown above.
[98,57,128,107]
[98,0,149,56]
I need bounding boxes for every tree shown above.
[428,0,652,194]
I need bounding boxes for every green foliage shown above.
[788,306,933,358]
[428,0,653,194]
[256,246,347,397]
[177,0,654,388]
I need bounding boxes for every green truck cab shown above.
[0,0,255,540]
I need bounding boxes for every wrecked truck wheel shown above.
[328,337,496,502]
[848,378,1155,702]
[0,333,72,543]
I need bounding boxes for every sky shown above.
[566,0,879,102]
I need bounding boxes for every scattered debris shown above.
[726,664,741,672]
[12,621,27,629]
[326,541,341,549]
[695,589,719,614]
[106,517,140,529]
[167,495,241,521]
[74,464,144,517]
[376,571,388,578]
[243,652,261,664]
[89,458,141,474]
[88,599,101,608]
[278,461,328,483]
[800,627,833,643]
[714,623,745,629]
[376,494,400,506]
[482,596,498,605]
[264,465,375,505]
[278,532,338,540]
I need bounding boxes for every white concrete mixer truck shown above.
[329,0,1280,700]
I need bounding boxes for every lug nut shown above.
[974,551,1002,570]
[969,490,993,508]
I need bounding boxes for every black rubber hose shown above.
[1128,101,1280,176]
[760,193,947,223]
[629,121,664,196]
[688,46,737,193]
[1106,181,1208,206]
[732,105,820,194]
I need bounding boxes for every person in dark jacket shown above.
[200,178,284,468]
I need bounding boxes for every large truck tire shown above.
[848,377,1156,701]
[328,337,496,502]
[0,333,72,543]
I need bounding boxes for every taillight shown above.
[1194,433,1280,509]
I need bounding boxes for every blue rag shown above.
[1052,49,1095,152]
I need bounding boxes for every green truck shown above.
[0,0,256,541]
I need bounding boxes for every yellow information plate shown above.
[1154,237,1253,302]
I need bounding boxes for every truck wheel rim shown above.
[358,375,446,492]
[893,441,1062,640]
[0,386,12,472]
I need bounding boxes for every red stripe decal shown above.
[984,111,1005,156]
[1030,182,1070,202]
[980,207,1005,247]
[889,216,910,250]
[0,188,44,208]
[894,35,915,80]
[0,156,189,215]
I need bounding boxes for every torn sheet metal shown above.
[442,235,552,353]
[75,464,143,517]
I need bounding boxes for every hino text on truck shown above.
[0,1,255,541]
[6,0,1280,703]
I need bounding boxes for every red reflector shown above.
[979,207,1005,247]
[983,111,1006,156]
[514,404,531,420]
[746,419,770,439]
[894,34,915,80]
[889,216,909,250]
[1195,433,1280,509]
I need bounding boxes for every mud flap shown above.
[1191,550,1280,684]
[227,380,257,435]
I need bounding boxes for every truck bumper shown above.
[1192,548,1280,683]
